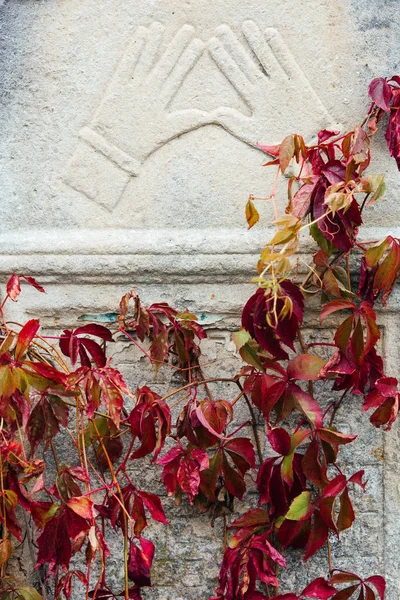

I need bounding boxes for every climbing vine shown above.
[0,76,400,600]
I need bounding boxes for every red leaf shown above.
[318,129,341,143]
[304,511,329,561]
[21,275,46,294]
[302,439,328,488]
[229,508,270,530]
[348,470,367,490]
[129,387,171,461]
[60,325,111,368]
[368,77,392,111]
[137,491,168,525]
[385,88,400,169]
[127,538,154,587]
[292,183,314,219]
[156,445,182,466]
[321,474,347,499]
[36,508,72,571]
[15,319,40,360]
[267,427,291,456]
[74,324,113,341]
[301,577,337,598]
[195,403,227,440]
[257,142,280,156]
[330,572,361,585]
[6,274,21,302]
[317,429,357,445]
[337,487,355,532]
[80,338,108,369]
[149,329,169,371]
[131,494,147,537]
[26,394,69,454]
[224,437,256,470]
[66,496,96,520]
[27,361,67,385]
[287,383,323,427]
[331,585,360,600]
[320,301,355,324]
[319,497,337,533]
[364,576,385,600]
[158,444,208,504]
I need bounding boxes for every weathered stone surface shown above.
[0,0,399,598]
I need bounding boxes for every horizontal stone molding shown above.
[0,227,399,285]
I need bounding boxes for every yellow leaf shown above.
[0,538,12,565]
[245,199,260,229]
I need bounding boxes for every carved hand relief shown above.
[65,20,332,211]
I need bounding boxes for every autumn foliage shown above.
[1,76,400,599]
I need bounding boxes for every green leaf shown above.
[16,587,44,600]
[365,174,386,205]
[365,237,391,268]
[323,270,341,298]
[84,416,109,447]
[334,315,354,352]
[310,222,333,255]
[239,343,264,371]
[285,491,313,521]
[373,244,400,298]
[232,328,250,351]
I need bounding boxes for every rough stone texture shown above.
[0,0,400,598]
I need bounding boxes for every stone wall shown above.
[1,0,400,598]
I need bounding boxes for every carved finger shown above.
[264,28,332,121]
[214,24,259,83]
[114,25,148,82]
[264,28,303,79]
[93,25,148,122]
[149,24,196,89]
[208,36,252,105]
[134,21,165,82]
[160,38,205,107]
[242,20,283,78]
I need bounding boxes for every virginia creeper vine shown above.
[1,76,400,600]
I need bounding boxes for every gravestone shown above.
[0,0,399,598]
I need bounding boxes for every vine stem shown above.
[327,537,333,573]
[271,165,281,220]
[160,377,239,403]
[329,390,348,427]
[236,380,263,465]
[50,440,60,471]
[0,449,7,580]
[91,419,130,599]
[118,325,211,373]
[222,512,227,551]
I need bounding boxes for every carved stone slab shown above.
[0,0,400,598]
